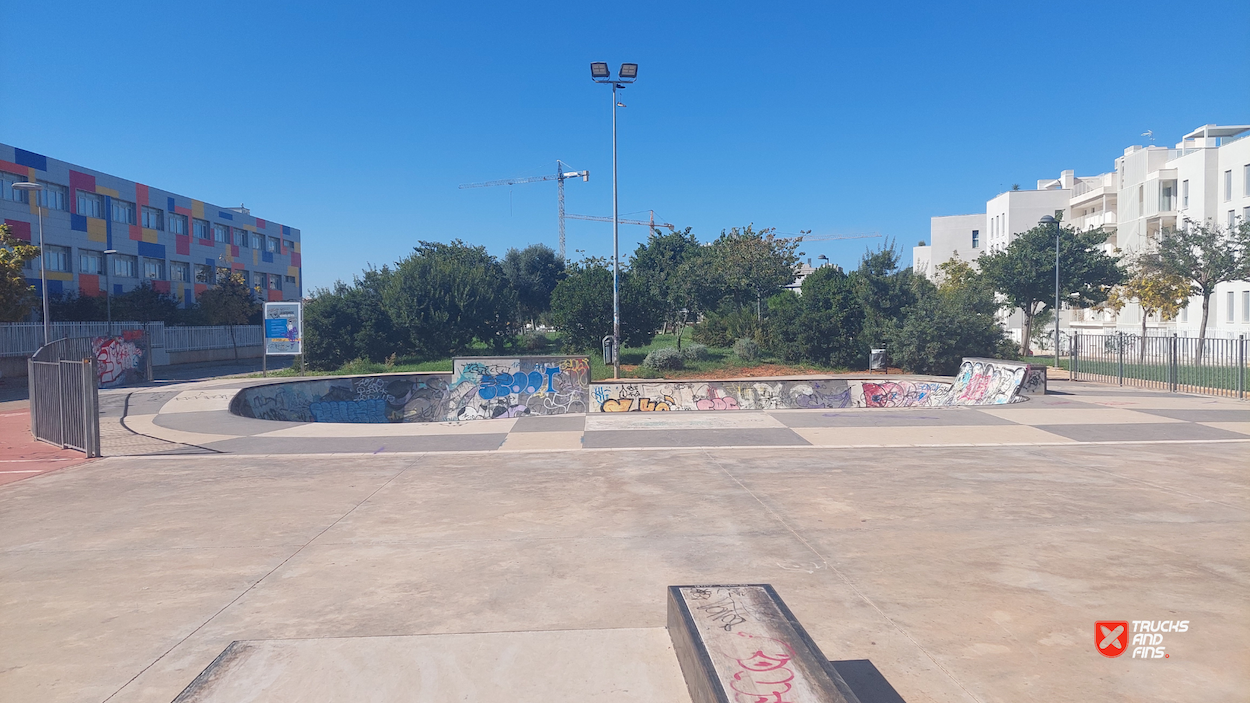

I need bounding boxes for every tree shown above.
[549,261,664,354]
[1140,218,1250,360]
[630,227,707,348]
[1105,259,1189,356]
[501,243,565,326]
[197,272,262,359]
[304,267,406,369]
[849,240,920,349]
[703,225,800,319]
[980,222,1124,356]
[111,281,182,323]
[49,291,108,321]
[384,240,517,358]
[0,223,40,322]
[766,265,866,368]
[885,257,1015,375]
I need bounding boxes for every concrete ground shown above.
[0,381,1246,702]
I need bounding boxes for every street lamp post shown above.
[104,249,118,330]
[12,182,49,346]
[1039,214,1060,368]
[591,61,638,379]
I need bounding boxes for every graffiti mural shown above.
[92,331,146,388]
[860,381,949,408]
[1019,365,1047,395]
[230,356,590,423]
[590,378,856,413]
[946,358,1028,405]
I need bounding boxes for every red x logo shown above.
[1096,621,1129,657]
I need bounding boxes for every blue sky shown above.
[3,1,1247,291]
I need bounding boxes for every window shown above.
[113,254,138,278]
[0,170,29,203]
[37,182,68,211]
[194,264,212,283]
[142,257,164,280]
[170,261,190,282]
[169,213,187,235]
[1138,185,1144,213]
[266,237,279,253]
[212,223,229,243]
[253,273,267,291]
[76,190,104,217]
[1225,170,1233,202]
[111,199,136,225]
[1182,180,1189,209]
[1243,291,1249,323]
[1228,291,1235,323]
[285,275,296,284]
[251,233,262,249]
[283,239,294,251]
[234,228,249,247]
[270,275,282,291]
[1245,165,1250,197]
[1231,210,1238,229]
[194,218,210,239]
[1161,183,1173,211]
[141,206,164,230]
[971,230,979,249]
[215,266,231,284]
[40,245,71,273]
[80,250,104,275]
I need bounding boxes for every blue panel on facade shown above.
[105,196,113,249]
[262,251,273,263]
[14,148,47,171]
[48,280,63,295]
[137,241,166,259]
[218,211,233,220]
[71,214,88,231]
[282,225,290,235]
[168,196,176,211]
[205,258,215,267]
[114,284,123,295]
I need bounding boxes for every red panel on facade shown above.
[0,160,27,176]
[136,183,149,206]
[255,218,266,229]
[68,171,96,215]
[175,206,192,216]
[291,252,301,267]
[3,219,31,241]
[78,274,101,296]
[231,261,244,270]
[268,289,283,302]
[129,224,143,241]
[176,235,190,255]
[152,280,171,294]
[231,245,239,257]
[194,283,208,296]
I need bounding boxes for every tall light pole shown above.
[591,61,638,379]
[104,248,118,330]
[1039,214,1060,368]
[12,182,49,346]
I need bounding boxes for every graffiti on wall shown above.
[860,381,949,408]
[592,379,855,413]
[93,331,146,388]
[230,356,590,424]
[947,358,1027,405]
[1019,365,1047,395]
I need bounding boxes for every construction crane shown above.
[459,160,589,260]
[787,232,883,243]
[566,210,676,232]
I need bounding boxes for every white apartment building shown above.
[915,123,1250,343]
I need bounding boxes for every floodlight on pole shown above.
[1039,214,1060,369]
[590,60,639,379]
[12,181,50,346]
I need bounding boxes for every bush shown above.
[681,343,709,361]
[642,347,685,370]
[550,262,664,353]
[521,331,551,351]
[733,337,760,361]
[691,306,762,348]
[764,267,866,369]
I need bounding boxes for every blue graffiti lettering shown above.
[309,399,387,423]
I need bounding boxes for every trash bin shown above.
[869,348,886,371]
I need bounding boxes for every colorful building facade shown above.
[0,143,301,306]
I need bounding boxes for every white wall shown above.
[920,214,985,280]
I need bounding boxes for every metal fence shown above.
[1071,332,1247,399]
[1,322,261,357]
[28,338,101,457]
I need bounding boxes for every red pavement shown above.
[0,409,94,486]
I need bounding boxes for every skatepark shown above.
[1,358,1247,702]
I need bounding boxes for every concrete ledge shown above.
[667,584,861,703]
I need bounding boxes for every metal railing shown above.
[1071,332,1247,398]
[1,322,261,357]
[163,325,262,351]
[27,338,101,457]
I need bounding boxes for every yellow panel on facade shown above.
[192,200,204,219]
[27,168,38,214]
[252,249,259,265]
[293,241,300,252]
[95,185,120,198]
[46,271,74,282]
[142,228,159,243]
[287,265,299,278]
[243,224,255,232]
[87,218,107,242]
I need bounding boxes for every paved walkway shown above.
[0,408,94,486]
[101,378,1250,457]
